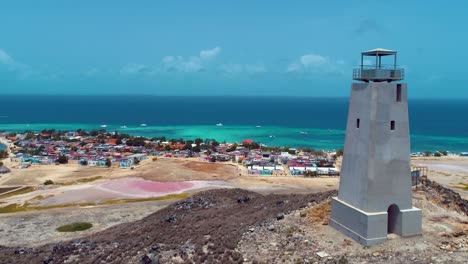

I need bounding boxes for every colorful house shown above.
[119,159,134,168]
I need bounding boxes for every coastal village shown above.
[0,129,341,177]
[0,129,464,179]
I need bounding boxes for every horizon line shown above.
[0,94,467,100]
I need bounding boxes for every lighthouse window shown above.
[356,118,360,128]
[396,84,402,102]
[391,120,395,130]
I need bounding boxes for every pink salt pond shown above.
[98,178,203,196]
[35,178,223,206]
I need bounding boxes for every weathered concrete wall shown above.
[331,82,422,246]
[338,82,412,212]
[330,198,388,246]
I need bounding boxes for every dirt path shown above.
[412,157,468,199]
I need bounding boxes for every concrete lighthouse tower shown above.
[330,48,422,246]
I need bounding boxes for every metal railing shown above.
[358,64,400,70]
[353,67,404,81]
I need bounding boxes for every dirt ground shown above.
[0,188,336,264]
[0,157,340,249]
[232,176,338,194]
[0,199,175,247]
[0,183,466,264]
[0,155,465,257]
[238,190,468,264]
[0,158,238,187]
[412,156,468,199]
[0,157,339,208]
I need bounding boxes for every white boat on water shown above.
[120,125,128,129]
[256,125,262,128]
[300,131,308,135]
[100,125,107,128]
[140,124,147,127]
[216,123,223,127]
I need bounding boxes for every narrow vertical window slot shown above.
[356,118,360,128]
[391,120,395,130]
[396,84,402,102]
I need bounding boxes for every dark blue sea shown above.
[0,96,467,152]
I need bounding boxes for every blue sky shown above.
[0,1,467,98]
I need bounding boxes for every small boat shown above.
[300,131,308,135]
[120,125,128,129]
[256,125,262,128]
[140,124,147,127]
[100,125,107,128]
[269,135,275,138]
[216,123,223,127]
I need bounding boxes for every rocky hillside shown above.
[0,189,336,263]
[0,180,466,264]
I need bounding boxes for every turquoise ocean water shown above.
[0,96,467,152]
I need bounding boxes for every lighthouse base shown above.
[330,197,422,246]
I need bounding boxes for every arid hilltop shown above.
[0,179,466,264]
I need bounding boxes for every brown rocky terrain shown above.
[0,180,466,264]
[0,189,335,263]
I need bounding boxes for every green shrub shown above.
[56,222,93,232]
[44,180,54,185]
[56,154,68,164]
[0,187,34,199]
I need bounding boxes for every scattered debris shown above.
[237,196,251,204]
[316,251,329,258]
[276,213,284,221]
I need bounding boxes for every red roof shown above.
[173,144,185,150]
[242,139,254,144]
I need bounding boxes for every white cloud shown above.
[0,48,42,79]
[300,54,328,66]
[199,46,221,60]
[162,56,175,64]
[161,47,221,73]
[287,53,345,75]
[286,63,302,73]
[120,63,152,75]
[219,63,243,74]
[162,55,204,73]
[0,49,14,65]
